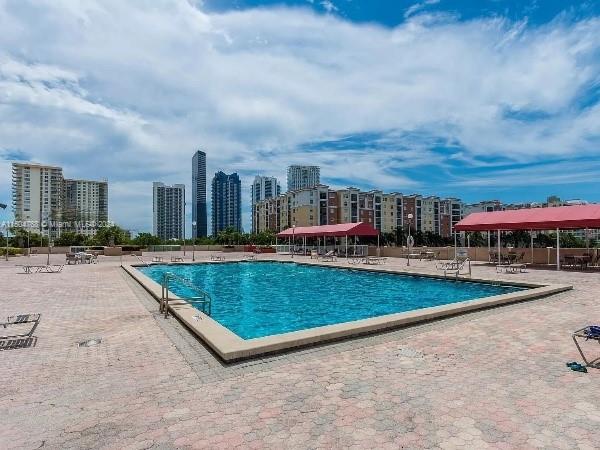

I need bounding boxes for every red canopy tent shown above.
[276,222,379,258]
[276,222,379,238]
[454,204,600,232]
[454,205,600,270]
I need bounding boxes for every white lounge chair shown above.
[436,257,471,278]
[319,251,337,262]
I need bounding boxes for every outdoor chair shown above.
[65,252,78,265]
[17,264,63,274]
[1,314,41,339]
[572,326,600,369]
[319,250,337,262]
[210,254,225,261]
[310,249,319,259]
[436,257,471,279]
[364,256,386,265]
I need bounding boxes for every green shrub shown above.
[0,247,23,256]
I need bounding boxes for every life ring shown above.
[407,236,415,248]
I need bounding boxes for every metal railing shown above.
[133,254,150,266]
[160,272,212,318]
[274,244,369,257]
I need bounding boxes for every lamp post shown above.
[191,221,196,262]
[3,224,8,262]
[0,202,7,261]
[44,212,51,265]
[407,213,413,266]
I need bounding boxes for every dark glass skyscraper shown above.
[192,150,207,238]
[211,171,242,235]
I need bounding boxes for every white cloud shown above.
[404,0,440,19]
[0,1,598,232]
[320,1,338,14]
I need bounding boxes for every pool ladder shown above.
[160,272,212,318]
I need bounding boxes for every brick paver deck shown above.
[0,252,598,449]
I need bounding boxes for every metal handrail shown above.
[133,254,150,266]
[160,272,212,317]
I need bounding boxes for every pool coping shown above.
[122,261,572,362]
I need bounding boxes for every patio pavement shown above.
[0,251,599,449]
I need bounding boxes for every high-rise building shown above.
[63,179,109,236]
[153,182,185,240]
[286,165,320,192]
[251,175,280,232]
[12,162,111,238]
[212,172,241,234]
[192,150,207,238]
[12,162,64,238]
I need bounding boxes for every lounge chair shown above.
[210,254,225,261]
[17,264,64,274]
[0,314,41,339]
[436,257,471,278]
[319,251,337,262]
[366,256,386,265]
[171,256,184,262]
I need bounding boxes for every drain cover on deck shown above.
[77,338,102,347]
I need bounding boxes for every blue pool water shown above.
[139,262,523,340]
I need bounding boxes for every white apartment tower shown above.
[287,165,320,192]
[153,182,185,240]
[12,162,64,238]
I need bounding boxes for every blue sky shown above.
[0,0,599,233]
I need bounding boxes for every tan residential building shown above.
[253,185,461,238]
[381,193,403,234]
[421,196,440,234]
[440,198,464,238]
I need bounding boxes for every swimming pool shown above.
[139,261,524,340]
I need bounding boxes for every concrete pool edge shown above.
[122,262,572,362]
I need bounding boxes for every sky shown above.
[0,0,599,234]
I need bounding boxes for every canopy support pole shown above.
[556,228,560,271]
[454,232,457,259]
[530,230,534,264]
[487,231,491,262]
[345,234,348,260]
[497,230,501,265]
[377,233,380,257]
[585,228,589,252]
